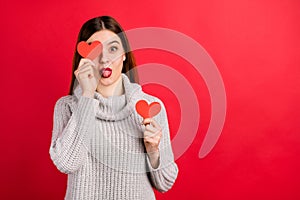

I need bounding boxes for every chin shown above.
[99,77,114,86]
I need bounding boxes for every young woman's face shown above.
[86,29,125,86]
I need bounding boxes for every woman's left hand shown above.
[142,118,162,154]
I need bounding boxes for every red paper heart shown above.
[136,100,161,119]
[77,41,102,60]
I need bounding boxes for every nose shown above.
[98,51,111,66]
[99,58,109,66]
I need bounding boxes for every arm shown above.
[146,100,179,193]
[49,95,98,174]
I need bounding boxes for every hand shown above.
[74,58,100,97]
[142,118,162,154]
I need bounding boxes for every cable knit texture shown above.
[49,73,179,200]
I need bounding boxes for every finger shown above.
[144,131,153,138]
[78,62,95,72]
[144,130,162,138]
[144,131,161,141]
[79,62,92,69]
[78,59,89,69]
[78,65,94,74]
[142,118,153,126]
[79,66,97,79]
[78,58,96,69]
[77,68,94,79]
[75,67,93,76]
[143,137,160,146]
[144,123,157,132]
[144,136,161,146]
[143,118,161,131]
[144,130,155,138]
[79,58,95,66]
[142,118,152,127]
[150,118,161,130]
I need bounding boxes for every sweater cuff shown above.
[146,152,161,172]
[146,157,179,192]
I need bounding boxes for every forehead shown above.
[86,30,121,45]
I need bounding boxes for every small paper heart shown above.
[136,100,161,119]
[77,41,102,60]
[149,102,161,117]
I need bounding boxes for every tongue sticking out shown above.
[101,68,112,78]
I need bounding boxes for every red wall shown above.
[1,0,300,199]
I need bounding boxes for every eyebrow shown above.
[107,40,120,45]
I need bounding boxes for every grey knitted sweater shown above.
[49,73,178,200]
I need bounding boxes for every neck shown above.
[96,76,124,98]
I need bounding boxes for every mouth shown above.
[100,68,112,78]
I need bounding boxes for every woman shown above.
[49,16,178,200]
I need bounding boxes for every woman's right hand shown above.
[74,58,100,97]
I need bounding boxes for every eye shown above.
[109,46,118,53]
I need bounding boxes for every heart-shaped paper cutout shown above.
[77,41,102,60]
[136,100,161,119]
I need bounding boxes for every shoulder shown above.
[54,95,77,114]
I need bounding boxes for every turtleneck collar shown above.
[73,73,142,121]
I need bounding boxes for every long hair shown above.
[68,16,139,95]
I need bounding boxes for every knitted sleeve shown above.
[49,95,99,174]
[145,99,179,193]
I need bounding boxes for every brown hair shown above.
[68,16,139,95]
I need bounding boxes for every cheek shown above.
[112,57,124,72]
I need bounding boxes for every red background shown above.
[1,0,300,199]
